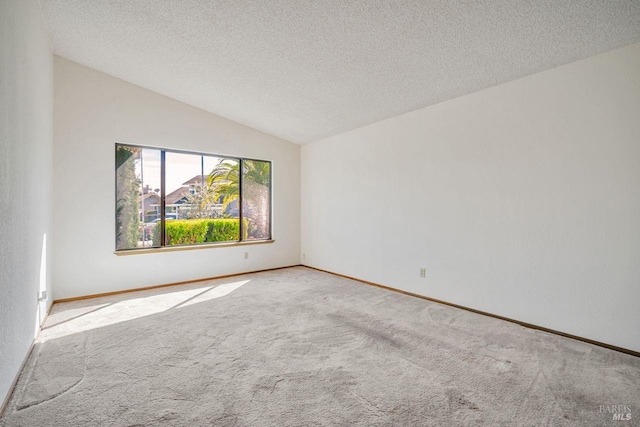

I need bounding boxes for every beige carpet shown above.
[1,267,638,426]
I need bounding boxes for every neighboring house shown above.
[164,175,202,218]
[151,175,238,219]
[139,191,160,222]
[163,175,229,218]
[164,186,191,218]
[165,186,192,207]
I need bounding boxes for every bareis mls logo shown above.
[600,405,632,421]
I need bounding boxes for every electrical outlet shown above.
[244,252,249,259]
[419,268,426,278]
[38,291,47,301]
[302,253,306,260]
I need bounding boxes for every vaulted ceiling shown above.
[40,1,640,143]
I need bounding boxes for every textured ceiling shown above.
[39,0,640,144]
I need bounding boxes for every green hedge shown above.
[152,218,247,246]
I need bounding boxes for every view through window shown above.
[115,144,271,251]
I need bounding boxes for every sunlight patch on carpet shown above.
[40,280,249,341]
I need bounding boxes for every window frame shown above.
[115,143,273,253]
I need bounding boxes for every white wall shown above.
[302,43,640,352]
[53,57,300,300]
[0,0,54,407]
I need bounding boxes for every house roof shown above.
[39,1,640,144]
[163,175,205,205]
[140,192,160,202]
[165,187,190,206]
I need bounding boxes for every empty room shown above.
[1,0,639,425]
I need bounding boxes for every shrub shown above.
[152,218,247,246]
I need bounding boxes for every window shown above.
[115,144,272,251]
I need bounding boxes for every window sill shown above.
[114,239,275,256]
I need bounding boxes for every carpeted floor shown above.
[1,266,638,426]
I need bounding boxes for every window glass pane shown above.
[115,145,161,250]
[165,152,240,245]
[206,157,241,241]
[139,148,161,248]
[116,146,140,250]
[242,159,271,240]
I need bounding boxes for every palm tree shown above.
[207,159,240,212]
[208,159,270,238]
